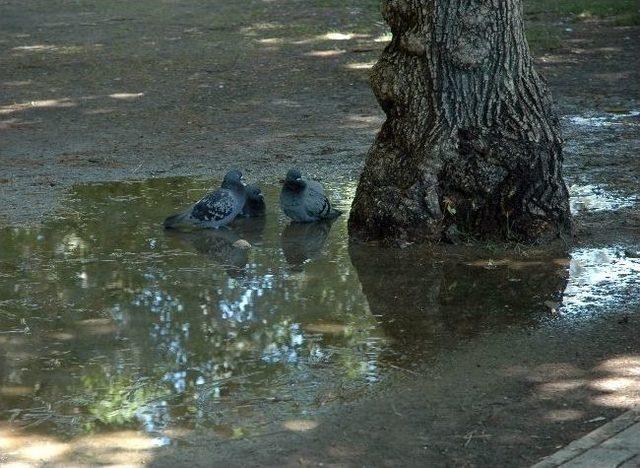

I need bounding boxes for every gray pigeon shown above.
[164,170,246,229]
[241,184,266,217]
[279,169,342,222]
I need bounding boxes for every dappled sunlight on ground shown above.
[344,61,376,70]
[304,49,346,57]
[341,114,384,130]
[590,356,640,408]
[257,37,285,45]
[0,98,76,115]
[10,43,104,55]
[321,32,362,41]
[283,419,319,432]
[504,354,640,426]
[0,424,162,466]
[0,93,146,117]
[544,409,585,422]
[109,92,145,100]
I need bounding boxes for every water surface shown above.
[0,178,638,442]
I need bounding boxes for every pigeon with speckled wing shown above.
[279,169,342,223]
[164,170,246,229]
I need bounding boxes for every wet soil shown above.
[1,0,639,466]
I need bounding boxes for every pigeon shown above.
[164,169,246,229]
[241,184,266,217]
[279,169,342,222]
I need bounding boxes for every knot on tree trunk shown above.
[451,4,495,69]
[381,0,421,33]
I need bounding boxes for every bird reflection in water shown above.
[165,228,252,277]
[281,220,335,268]
[232,214,267,246]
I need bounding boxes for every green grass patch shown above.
[610,11,640,25]
[525,0,638,23]
[525,24,563,54]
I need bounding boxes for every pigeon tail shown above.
[324,208,343,220]
[164,210,192,229]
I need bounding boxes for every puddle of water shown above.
[563,247,640,313]
[565,110,640,128]
[0,178,638,441]
[569,184,638,213]
[563,110,639,208]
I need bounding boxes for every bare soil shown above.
[1,0,639,466]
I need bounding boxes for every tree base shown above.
[348,0,573,245]
[349,125,573,245]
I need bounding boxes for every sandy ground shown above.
[1,0,639,466]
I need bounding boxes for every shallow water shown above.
[565,110,640,128]
[569,184,638,213]
[0,179,638,441]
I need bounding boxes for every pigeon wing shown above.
[191,189,237,222]
[304,186,333,219]
[307,180,325,194]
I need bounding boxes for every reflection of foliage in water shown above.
[78,369,171,432]
[0,179,379,436]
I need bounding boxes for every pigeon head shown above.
[221,169,245,192]
[285,168,302,182]
[246,184,264,201]
[245,184,266,213]
[282,168,305,191]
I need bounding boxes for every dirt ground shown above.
[1,0,639,466]
[1,1,637,227]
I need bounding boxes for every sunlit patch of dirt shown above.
[507,354,640,424]
[0,424,163,466]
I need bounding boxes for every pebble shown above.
[233,239,252,250]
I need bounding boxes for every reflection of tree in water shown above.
[349,244,570,365]
[0,179,379,436]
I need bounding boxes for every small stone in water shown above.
[544,300,560,313]
[233,239,252,250]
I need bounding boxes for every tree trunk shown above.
[348,0,572,244]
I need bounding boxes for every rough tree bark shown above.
[348,0,572,244]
